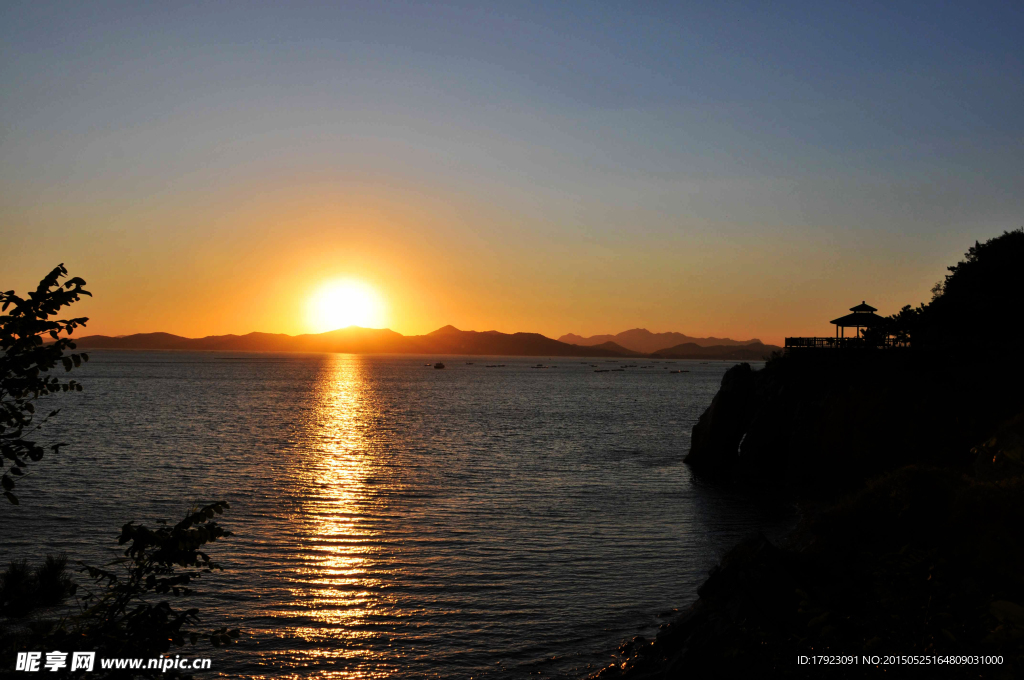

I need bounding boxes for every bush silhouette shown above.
[894,229,1024,352]
[1,264,91,504]
[1,266,238,677]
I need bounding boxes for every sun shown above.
[307,280,385,333]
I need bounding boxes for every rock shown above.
[684,349,1024,497]
[616,635,647,657]
[684,363,756,477]
[972,411,1024,481]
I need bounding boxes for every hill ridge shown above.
[73,326,778,359]
[558,328,762,353]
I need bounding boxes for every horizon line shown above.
[75,325,764,343]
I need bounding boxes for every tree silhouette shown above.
[1,266,238,675]
[871,229,1024,352]
[1,264,91,504]
[918,228,1024,351]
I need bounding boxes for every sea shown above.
[3,352,795,679]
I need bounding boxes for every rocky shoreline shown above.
[582,231,1024,678]
[586,351,1024,680]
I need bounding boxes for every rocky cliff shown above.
[684,350,1023,497]
[591,407,1024,679]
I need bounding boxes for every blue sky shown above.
[2,1,1021,341]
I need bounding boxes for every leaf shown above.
[1,475,14,490]
[4,491,18,505]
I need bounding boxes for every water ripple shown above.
[3,352,793,678]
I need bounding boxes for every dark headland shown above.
[74,325,782,360]
[589,229,1024,679]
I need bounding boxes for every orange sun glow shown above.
[307,280,385,333]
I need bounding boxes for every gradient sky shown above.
[2,1,1022,345]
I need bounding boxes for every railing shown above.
[784,337,906,349]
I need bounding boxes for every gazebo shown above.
[785,301,893,349]
[830,301,885,339]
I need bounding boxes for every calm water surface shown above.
[4,352,793,678]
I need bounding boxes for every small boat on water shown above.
[434,362,445,369]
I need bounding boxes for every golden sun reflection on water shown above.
[291,355,393,678]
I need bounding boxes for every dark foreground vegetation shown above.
[1,266,236,678]
[591,230,1024,679]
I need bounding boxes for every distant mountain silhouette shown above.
[558,328,762,353]
[650,342,780,360]
[73,326,777,359]
[73,326,641,357]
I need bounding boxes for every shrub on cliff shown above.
[890,228,1024,352]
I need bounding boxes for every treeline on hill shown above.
[866,228,1024,354]
[1,266,237,679]
[593,229,1024,679]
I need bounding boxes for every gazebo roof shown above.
[831,311,885,327]
[849,301,877,312]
